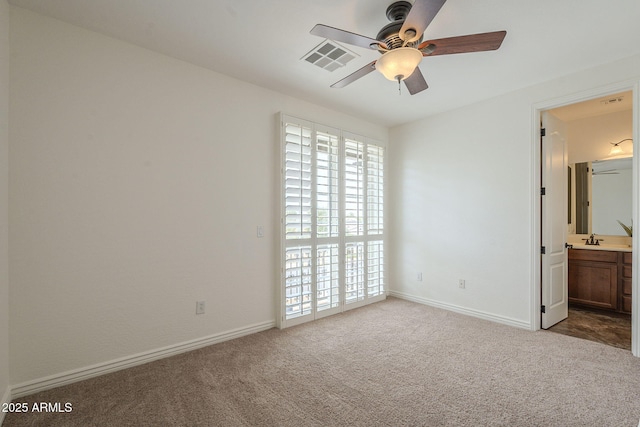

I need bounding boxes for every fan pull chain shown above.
[397,76,402,95]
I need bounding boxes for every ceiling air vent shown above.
[302,40,358,72]
[601,96,624,105]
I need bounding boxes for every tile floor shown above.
[547,306,631,351]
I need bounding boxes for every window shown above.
[280,115,385,327]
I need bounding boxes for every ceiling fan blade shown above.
[403,68,429,95]
[400,0,447,42]
[330,61,377,88]
[420,31,507,56]
[311,24,381,50]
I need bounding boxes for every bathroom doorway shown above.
[541,90,634,351]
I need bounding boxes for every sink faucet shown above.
[584,233,604,246]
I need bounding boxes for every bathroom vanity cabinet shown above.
[568,249,631,314]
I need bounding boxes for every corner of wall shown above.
[0,0,11,411]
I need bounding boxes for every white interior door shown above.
[541,111,569,329]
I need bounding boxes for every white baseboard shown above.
[389,290,531,330]
[0,384,11,425]
[11,320,275,398]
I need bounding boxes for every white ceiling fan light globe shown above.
[375,47,423,81]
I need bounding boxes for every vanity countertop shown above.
[569,244,632,252]
[567,234,632,252]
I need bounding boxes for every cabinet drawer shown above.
[622,278,632,295]
[623,252,632,264]
[622,295,632,313]
[623,265,632,279]
[568,249,617,263]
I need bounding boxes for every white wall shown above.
[0,0,11,413]
[389,54,640,328]
[9,7,387,386]
[388,94,533,326]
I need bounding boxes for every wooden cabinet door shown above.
[568,260,618,310]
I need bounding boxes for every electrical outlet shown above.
[196,301,206,315]
[459,279,466,289]
[417,272,423,281]
[257,226,264,238]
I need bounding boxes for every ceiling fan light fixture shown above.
[375,47,422,81]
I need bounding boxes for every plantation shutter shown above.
[367,144,384,297]
[280,114,385,327]
[283,120,313,319]
[284,122,312,240]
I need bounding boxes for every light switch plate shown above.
[196,301,205,315]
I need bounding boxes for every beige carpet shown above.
[4,297,640,426]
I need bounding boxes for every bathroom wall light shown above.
[608,138,632,156]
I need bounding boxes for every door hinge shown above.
[541,187,546,196]
[541,246,546,254]
[541,305,546,313]
[541,128,546,137]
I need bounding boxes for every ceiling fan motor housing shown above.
[385,1,412,21]
[377,1,422,52]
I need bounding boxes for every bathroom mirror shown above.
[572,157,632,236]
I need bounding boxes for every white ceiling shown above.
[8,0,640,127]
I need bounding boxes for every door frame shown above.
[531,80,640,357]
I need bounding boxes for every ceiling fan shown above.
[310,0,507,95]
